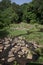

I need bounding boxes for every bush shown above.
[30,19,36,24]
[13,61,19,65]
[35,48,41,55]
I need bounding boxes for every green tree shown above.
[0,0,11,11]
[21,3,36,23]
[32,0,43,24]
[0,7,19,28]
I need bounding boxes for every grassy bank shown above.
[1,22,43,45]
[0,22,43,63]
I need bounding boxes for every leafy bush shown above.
[13,61,19,65]
[30,20,36,24]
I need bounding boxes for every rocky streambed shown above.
[0,36,41,65]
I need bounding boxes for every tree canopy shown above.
[0,0,43,29]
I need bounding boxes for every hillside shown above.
[0,23,43,65]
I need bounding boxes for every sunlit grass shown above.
[0,22,43,45]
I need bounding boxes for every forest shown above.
[0,0,43,65]
[0,0,43,29]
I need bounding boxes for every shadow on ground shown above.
[26,63,43,65]
[0,29,9,38]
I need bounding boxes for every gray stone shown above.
[0,37,41,65]
[4,41,9,45]
[7,57,15,62]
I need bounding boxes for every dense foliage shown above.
[0,0,43,29]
